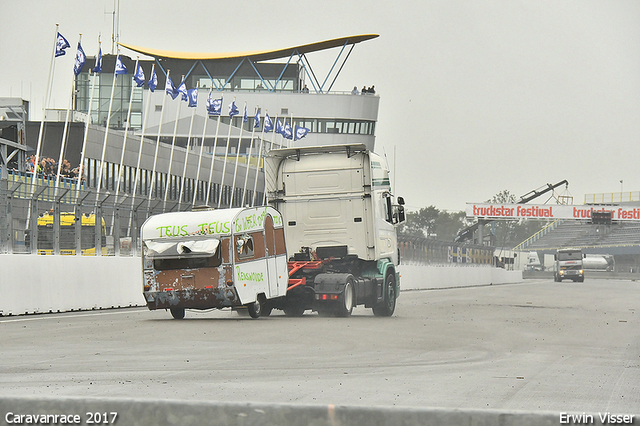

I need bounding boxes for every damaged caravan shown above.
[141,206,288,319]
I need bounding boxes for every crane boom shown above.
[454,180,569,243]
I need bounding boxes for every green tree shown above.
[482,190,547,247]
[398,206,467,241]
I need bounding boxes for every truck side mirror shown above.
[398,206,405,223]
[397,196,405,205]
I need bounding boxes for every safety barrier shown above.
[399,264,523,290]
[0,254,522,316]
[0,396,579,426]
[0,255,143,316]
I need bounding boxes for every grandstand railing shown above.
[584,191,640,204]
[512,220,562,252]
[0,169,263,256]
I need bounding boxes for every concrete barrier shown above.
[399,264,523,290]
[0,396,575,426]
[0,255,523,316]
[0,255,144,316]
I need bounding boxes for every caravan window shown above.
[153,248,222,271]
[236,234,255,259]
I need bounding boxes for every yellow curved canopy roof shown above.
[118,34,379,61]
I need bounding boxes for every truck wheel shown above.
[373,273,396,317]
[335,280,354,317]
[170,308,185,320]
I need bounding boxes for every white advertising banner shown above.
[466,203,640,221]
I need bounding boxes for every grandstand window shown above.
[198,77,226,89]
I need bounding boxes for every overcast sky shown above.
[1,0,639,212]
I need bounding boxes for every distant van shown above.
[141,206,288,319]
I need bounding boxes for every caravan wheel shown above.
[247,294,267,319]
[247,299,261,319]
[170,308,185,320]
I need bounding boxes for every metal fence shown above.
[398,235,495,266]
[0,171,263,256]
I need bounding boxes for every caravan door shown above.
[264,215,279,298]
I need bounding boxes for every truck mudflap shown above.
[144,287,241,311]
[313,273,353,294]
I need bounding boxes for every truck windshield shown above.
[558,251,582,261]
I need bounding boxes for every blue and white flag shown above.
[243,104,248,123]
[187,88,198,108]
[263,114,273,132]
[275,118,284,136]
[148,68,158,92]
[165,74,179,99]
[73,42,86,76]
[294,125,310,140]
[177,79,188,102]
[115,55,128,75]
[253,110,261,129]
[133,64,145,87]
[92,47,102,73]
[229,101,239,118]
[207,94,222,116]
[55,32,71,57]
[283,121,293,140]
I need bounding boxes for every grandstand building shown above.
[514,198,640,273]
[0,35,381,254]
[25,35,380,206]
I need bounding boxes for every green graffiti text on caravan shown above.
[235,208,283,233]
[198,221,232,235]
[156,221,231,237]
[236,266,264,282]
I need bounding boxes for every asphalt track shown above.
[1,278,638,416]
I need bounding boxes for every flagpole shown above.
[263,113,279,206]
[178,104,197,206]
[114,56,139,201]
[204,106,222,206]
[191,114,209,207]
[163,75,185,210]
[76,39,101,198]
[217,98,236,208]
[229,101,246,208]
[32,24,60,193]
[95,50,122,204]
[273,114,279,152]
[252,111,268,207]
[193,92,214,206]
[289,112,294,148]
[128,64,155,235]
[55,34,82,197]
[111,56,140,237]
[241,106,258,206]
[147,69,171,209]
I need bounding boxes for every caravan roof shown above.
[141,207,283,242]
